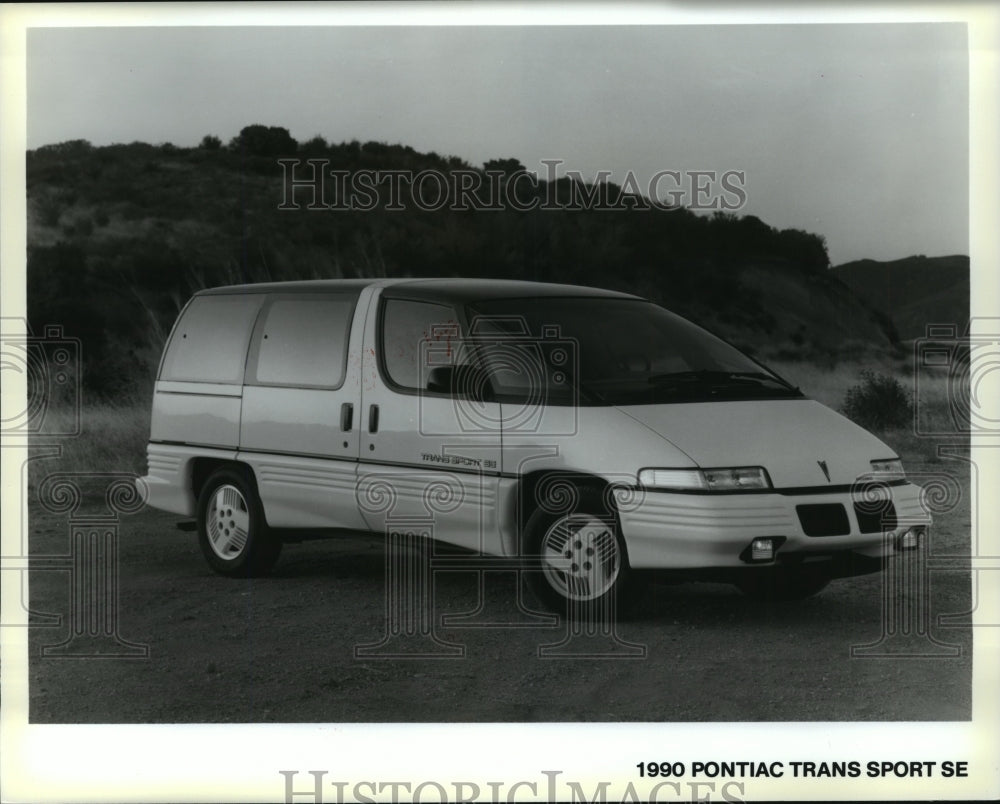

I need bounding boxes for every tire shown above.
[197,467,281,577]
[736,567,831,601]
[522,487,634,613]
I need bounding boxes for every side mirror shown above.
[426,364,491,400]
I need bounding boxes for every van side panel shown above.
[240,453,365,529]
[240,387,355,456]
[150,381,242,447]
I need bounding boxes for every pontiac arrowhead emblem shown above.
[817,460,831,482]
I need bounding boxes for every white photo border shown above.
[1,2,997,802]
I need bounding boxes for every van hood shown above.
[617,398,895,488]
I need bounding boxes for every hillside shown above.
[832,255,969,341]
[26,129,902,397]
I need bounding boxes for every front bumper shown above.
[619,481,928,571]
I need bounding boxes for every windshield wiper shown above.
[647,370,800,394]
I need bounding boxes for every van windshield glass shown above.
[465,297,801,405]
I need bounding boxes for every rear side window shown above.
[160,295,262,384]
[250,297,355,388]
[382,299,462,390]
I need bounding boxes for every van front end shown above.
[619,476,929,579]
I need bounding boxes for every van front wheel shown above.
[523,489,632,613]
[197,468,281,577]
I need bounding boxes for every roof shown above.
[197,278,380,296]
[381,278,640,303]
[195,277,641,302]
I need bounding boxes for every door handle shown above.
[368,404,380,434]
[340,402,353,432]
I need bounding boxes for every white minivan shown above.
[139,278,929,610]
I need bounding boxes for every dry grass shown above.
[768,357,900,410]
[769,357,964,464]
[28,403,150,486]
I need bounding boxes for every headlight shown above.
[638,466,771,491]
[870,458,905,481]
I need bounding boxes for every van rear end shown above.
[140,293,264,515]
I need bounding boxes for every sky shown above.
[26,23,968,266]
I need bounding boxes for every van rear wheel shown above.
[197,468,281,577]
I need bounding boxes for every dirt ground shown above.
[25,460,972,724]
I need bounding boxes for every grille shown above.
[796,503,850,537]
[854,500,898,533]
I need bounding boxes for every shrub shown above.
[232,124,298,157]
[36,194,62,227]
[300,135,328,155]
[841,369,913,430]
[73,215,94,237]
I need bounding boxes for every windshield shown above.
[465,297,801,406]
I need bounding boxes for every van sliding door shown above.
[239,293,366,530]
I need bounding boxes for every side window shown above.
[251,297,354,388]
[160,295,261,384]
[382,299,461,390]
